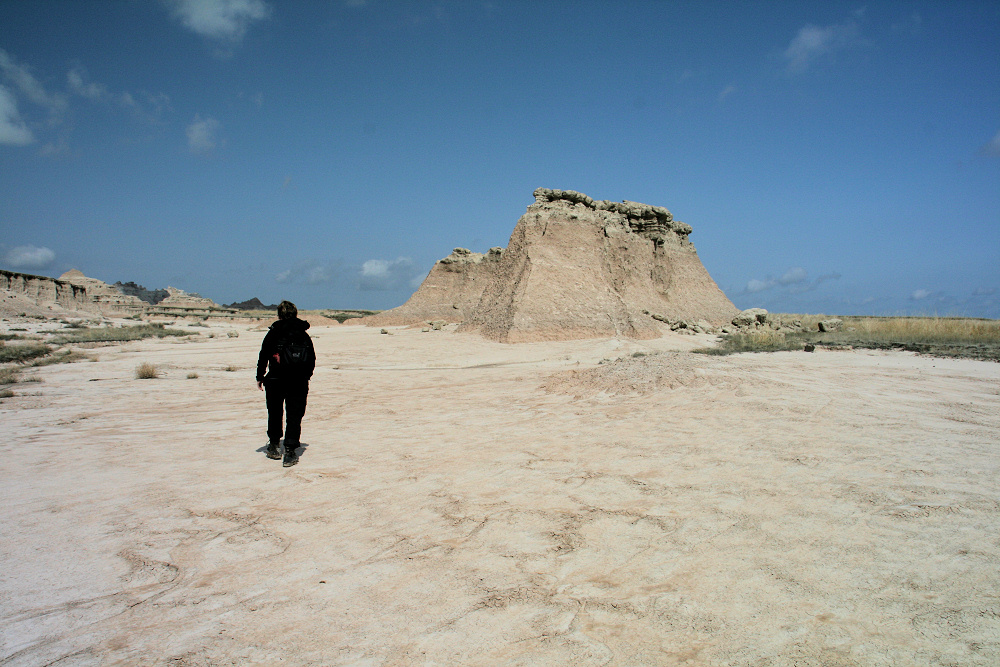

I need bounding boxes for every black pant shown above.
[265,380,308,445]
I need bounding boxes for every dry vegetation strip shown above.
[52,323,192,344]
[701,316,1000,361]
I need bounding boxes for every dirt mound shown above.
[542,352,741,396]
[458,188,739,342]
[365,247,504,326]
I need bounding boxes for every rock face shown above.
[59,270,147,314]
[457,188,739,342]
[1,269,99,315]
[366,247,505,326]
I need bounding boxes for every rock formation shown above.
[0,269,101,316]
[59,270,147,314]
[458,188,739,342]
[113,281,169,305]
[365,247,505,326]
[0,268,235,318]
[225,297,279,311]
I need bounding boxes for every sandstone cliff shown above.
[458,188,739,342]
[0,269,99,316]
[365,247,505,326]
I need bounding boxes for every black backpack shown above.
[276,330,314,372]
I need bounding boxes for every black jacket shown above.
[257,317,315,384]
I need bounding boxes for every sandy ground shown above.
[2,322,999,666]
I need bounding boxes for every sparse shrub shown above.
[0,333,23,341]
[631,351,648,358]
[190,321,208,327]
[0,342,52,363]
[53,323,192,344]
[187,372,199,379]
[0,368,20,384]
[29,349,95,366]
[63,320,87,329]
[222,365,239,372]
[0,389,14,399]
[694,330,802,356]
[135,362,159,379]
[227,331,239,338]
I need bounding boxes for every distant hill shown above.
[225,297,278,311]
[113,281,169,305]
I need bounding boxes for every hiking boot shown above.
[283,443,298,467]
[265,440,281,460]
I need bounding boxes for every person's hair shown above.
[277,300,297,320]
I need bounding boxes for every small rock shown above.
[804,344,815,352]
[380,328,389,334]
[818,318,843,332]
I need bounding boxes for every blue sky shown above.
[1,0,998,315]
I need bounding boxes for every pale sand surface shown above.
[2,323,1000,665]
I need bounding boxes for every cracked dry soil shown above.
[2,323,1000,665]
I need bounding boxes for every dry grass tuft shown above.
[222,364,239,372]
[0,389,14,399]
[135,362,160,379]
[187,372,199,379]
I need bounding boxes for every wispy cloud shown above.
[167,0,271,42]
[910,289,931,300]
[783,20,861,73]
[358,257,424,291]
[980,130,1000,158]
[0,85,34,145]
[743,267,841,295]
[275,259,336,286]
[186,114,220,154]
[0,48,66,113]
[3,245,55,269]
[717,84,736,102]
[67,68,106,101]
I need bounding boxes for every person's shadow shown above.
[255,441,311,461]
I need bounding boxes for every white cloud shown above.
[743,267,840,295]
[778,266,808,285]
[718,84,736,102]
[3,245,55,269]
[783,21,860,73]
[0,48,65,112]
[359,257,423,291]
[168,0,271,41]
[186,114,220,153]
[67,68,106,101]
[745,278,773,294]
[0,85,34,145]
[275,260,335,285]
[911,289,931,300]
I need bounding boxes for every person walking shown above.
[256,300,315,467]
